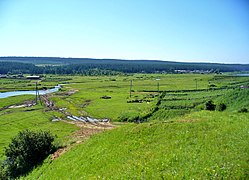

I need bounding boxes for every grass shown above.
[25,111,249,179]
[0,78,59,92]
[44,74,220,120]
[148,109,190,121]
[0,73,248,178]
[214,88,249,111]
[1,74,247,121]
[0,105,78,160]
[49,75,159,120]
[0,95,34,109]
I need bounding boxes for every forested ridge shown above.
[1,57,249,75]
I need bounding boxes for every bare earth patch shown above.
[51,121,115,160]
[177,119,196,123]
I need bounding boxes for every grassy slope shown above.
[26,111,249,179]
[24,78,249,179]
[214,88,249,111]
[0,106,78,160]
[1,74,248,178]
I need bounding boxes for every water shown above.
[235,74,249,77]
[0,85,61,99]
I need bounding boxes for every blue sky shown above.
[0,0,248,63]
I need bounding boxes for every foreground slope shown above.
[0,104,78,160]
[26,110,249,179]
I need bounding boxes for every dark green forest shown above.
[1,57,249,75]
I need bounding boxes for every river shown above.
[0,85,61,99]
[235,74,249,77]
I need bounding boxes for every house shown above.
[26,75,41,80]
[240,85,249,89]
[0,74,7,78]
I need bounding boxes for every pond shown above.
[0,85,61,99]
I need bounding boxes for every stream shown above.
[0,85,61,99]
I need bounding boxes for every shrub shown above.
[216,103,227,111]
[205,100,216,111]
[0,164,8,180]
[118,114,128,122]
[208,84,216,87]
[3,130,56,178]
[238,108,248,113]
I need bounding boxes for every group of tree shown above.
[0,62,41,74]
[1,57,249,75]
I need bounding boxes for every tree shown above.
[205,100,216,111]
[238,108,248,113]
[3,130,55,178]
[216,103,227,111]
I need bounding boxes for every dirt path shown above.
[51,120,115,160]
[44,88,116,160]
[0,89,116,160]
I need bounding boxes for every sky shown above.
[0,0,248,64]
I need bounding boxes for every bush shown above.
[208,84,217,87]
[216,103,227,111]
[118,114,128,122]
[3,130,56,178]
[238,108,248,113]
[205,100,216,111]
[0,164,8,180]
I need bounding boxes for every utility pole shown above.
[35,82,38,104]
[35,82,42,105]
[157,82,160,93]
[130,80,132,98]
[37,86,42,105]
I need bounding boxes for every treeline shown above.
[0,62,41,74]
[0,62,122,75]
[1,57,249,75]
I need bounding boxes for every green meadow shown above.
[0,73,248,178]
[43,74,231,120]
[0,105,78,160]
[25,111,249,179]
[0,95,34,109]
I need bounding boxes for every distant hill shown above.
[0,56,249,74]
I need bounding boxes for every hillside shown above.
[0,74,248,179]
[24,111,249,179]
[214,88,249,111]
[0,103,78,161]
[24,89,249,179]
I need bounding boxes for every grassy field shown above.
[0,77,61,92]
[0,95,34,109]
[0,105,78,160]
[25,110,249,179]
[40,74,249,121]
[1,73,249,178]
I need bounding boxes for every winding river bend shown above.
[0,85,61,99]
